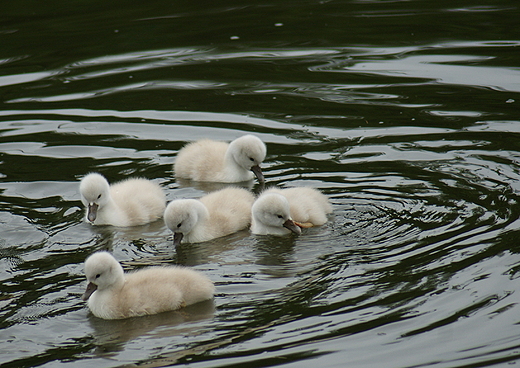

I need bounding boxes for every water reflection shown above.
[7,41,520,107]
[87,300,215,357]
[254,235,298,278]
[85,219,169,254]
[332,54,520,93]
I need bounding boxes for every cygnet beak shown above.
[87,203,99,223]
[81,282,98,301]
[283,219,302,235]
[251,165,264,183]
[173,232,184,246]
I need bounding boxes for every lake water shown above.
[1,1,520,367]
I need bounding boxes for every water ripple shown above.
[1,12,520,366]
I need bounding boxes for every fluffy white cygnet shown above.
[174,135,266,183]
[79,172,166,227]
[81,251,215,320]
[251,187,332,235]
[164,187,255,245]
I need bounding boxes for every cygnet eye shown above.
[97,194,102,199]
[276,214,284,219]
[249,157,255,162]
[177,223,182,228]
[95,273,101,279]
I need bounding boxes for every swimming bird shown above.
[251,187,332,235]
[174,135,266,183]
[81,251,215,320]
[164,187,255,245]
[79,172,166,227]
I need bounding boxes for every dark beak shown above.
[87,203,99,223]
[283,219,302,235]
[81,282,98,301]
[251,165,264,183]
[173,232,184,246]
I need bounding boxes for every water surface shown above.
[1,1,520,367]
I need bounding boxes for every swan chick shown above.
[251,187,332,235]
[79,172,166,227]
[164,187,255,245]
[174,135,266,183]
[81,251,215,320]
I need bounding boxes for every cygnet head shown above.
[80,173,112,223]
[81,251,124,301]
[228,135,266,182]
[164,199,209,246]
[252,192,301,235]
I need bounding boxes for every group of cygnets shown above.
[79,134,332,320]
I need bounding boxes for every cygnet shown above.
[174,135,266,183]
[251,187,332,235]
[164,187,255,245]
[79,172,166,227]
[81,251,214,320]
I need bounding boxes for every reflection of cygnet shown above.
[174,135,266,183]
[164,187,255,245]
[81,251,215,320]
[251,187,332,235]
[79,172,166,227]
[88,300,215,354]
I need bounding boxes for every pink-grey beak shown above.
[81,282,98,301]
[87,203,98,223]
[283,219,302,235]
[251,165,264,183]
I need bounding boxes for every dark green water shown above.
[1,1,520,367]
